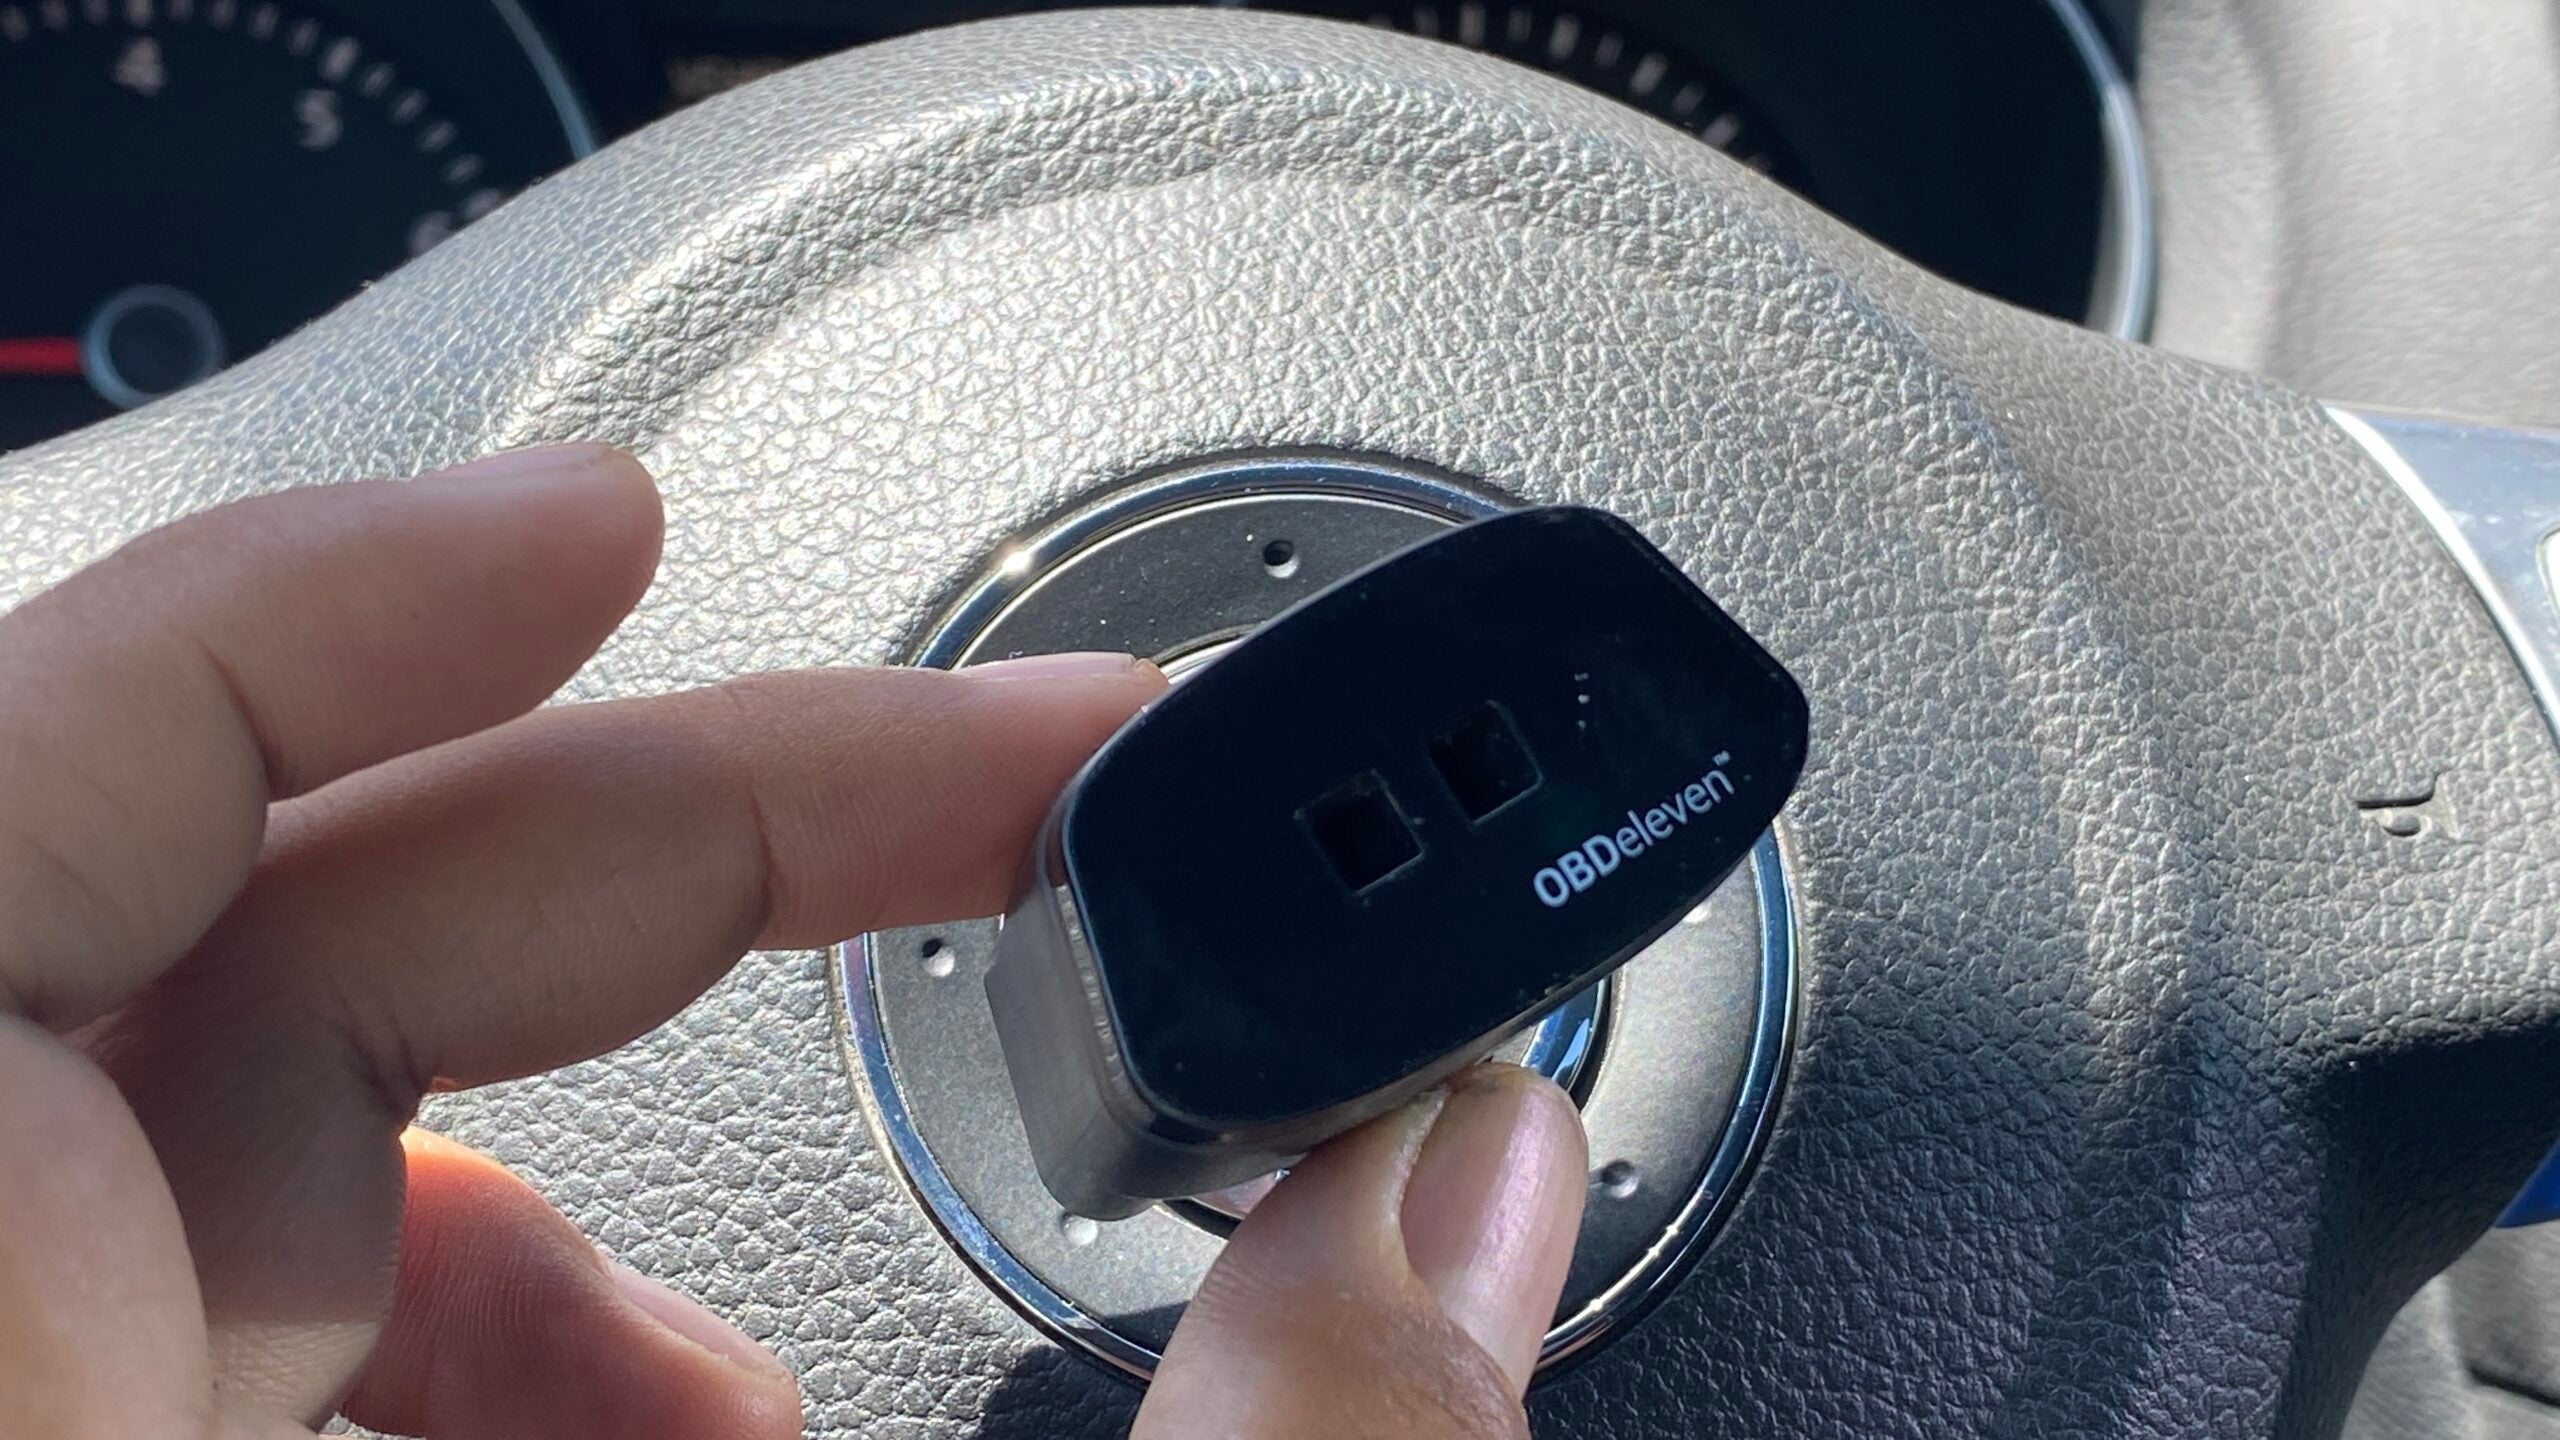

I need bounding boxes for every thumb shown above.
[1136,1064,1588,1440]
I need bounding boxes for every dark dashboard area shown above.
[631,0,2131,319]
[0,0,2137,451]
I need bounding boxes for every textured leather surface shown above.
[6,11,2560,1437]
[2134,5,2560,1435]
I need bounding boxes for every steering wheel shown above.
[8,12,2560,1437]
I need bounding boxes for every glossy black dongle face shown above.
[1060,505,1809,1133]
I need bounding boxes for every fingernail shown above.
[411,442,637,491]
[609,1263,791,1379]
[962,651,1149,682]
[1398,1065,1589,1391]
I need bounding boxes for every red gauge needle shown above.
[0,337,83,377]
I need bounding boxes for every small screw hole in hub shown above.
[920,936,955,978]
[1262,539,1300,578]
[1598,1159,1641,1200]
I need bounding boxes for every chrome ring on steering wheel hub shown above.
[837,453,1798,1381]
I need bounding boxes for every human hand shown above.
[0,443,1584,1439]
[1135,1062,1588,1440]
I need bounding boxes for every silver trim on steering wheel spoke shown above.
[2329,406,2560,749]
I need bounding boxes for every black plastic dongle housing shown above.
[985,504,1809,1218]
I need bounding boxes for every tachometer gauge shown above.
[0,0,590,451]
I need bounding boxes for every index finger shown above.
[0,445,663,1030]
[210,655,1166,1094]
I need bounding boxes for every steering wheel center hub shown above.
[839,454,1797,1378]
